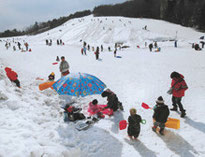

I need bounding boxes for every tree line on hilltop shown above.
[0,0,205,37]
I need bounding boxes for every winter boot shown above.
[152,127,156,132]
[181,110,186,118]
[159,128,164,136]
[170,107,178,111]
[118,102,124,111]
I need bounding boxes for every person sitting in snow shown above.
[101,89,123,112]
[152,96,170,135]
[48,72,55,81]
[64,104,85,122]
[4,67,21,88]
[89,99,105,118]
[128,108,142,140]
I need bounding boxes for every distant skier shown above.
[57,40,59,45]
[174,40,177,48]
[114,49,117,57]
[101,45,103,52]
[149,43,153,52]
[128,108,142,140]
[108,47,111,52]
[95,47,100,60]
[87,45,90,51]
[168,72,188,117]
[17,42,21,50]
[83,46,87,55]
[154,42,158,48]
[152,96,170,135]
[49,39,52,46]
[200,41,205,49]
[24,42,29,51]
[13,46,16,51]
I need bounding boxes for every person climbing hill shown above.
[5,67,21,88]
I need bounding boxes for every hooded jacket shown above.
[5,67,18,81]
[171,74,188,97]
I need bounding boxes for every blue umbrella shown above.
[52,73,106,97]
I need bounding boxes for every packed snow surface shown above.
[0,15,205,157]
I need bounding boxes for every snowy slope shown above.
[0,15,205,157]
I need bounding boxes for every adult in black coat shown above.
[149,43,153,52]
[128,108,142,139]
[101,89,119,111]
[152,96,170,135]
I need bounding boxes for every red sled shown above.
[88,104,113,116]
[52,62,58,65]
[119,120,128,130]
[142,102,152,109]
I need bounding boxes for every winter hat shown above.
[92,99,98,105]
[170,71,180,79]
[51,72,55,76]
[5,67,11,73]
[156,96,164,104]
[101,91,109,97]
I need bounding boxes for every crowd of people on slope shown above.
[3,39,31,52]
[80,41,122,60]
[45,39,64,46]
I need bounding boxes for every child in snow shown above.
[128,108,142,140]
[64,104,85,122]
[48,72,55,81]
[89,99,104,118]
[152,96,170,135]
[4,67,21,88]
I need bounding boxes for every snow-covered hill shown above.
[0,15,205,157]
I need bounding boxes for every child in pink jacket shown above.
[88,99,104,118]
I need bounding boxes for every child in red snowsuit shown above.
[5,67,21,88]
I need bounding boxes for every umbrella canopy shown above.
[52,73,106,97]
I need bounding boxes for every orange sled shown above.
[165,118,180,129]
[39,81,55,91]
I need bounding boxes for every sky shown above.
[0,0,127,32]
